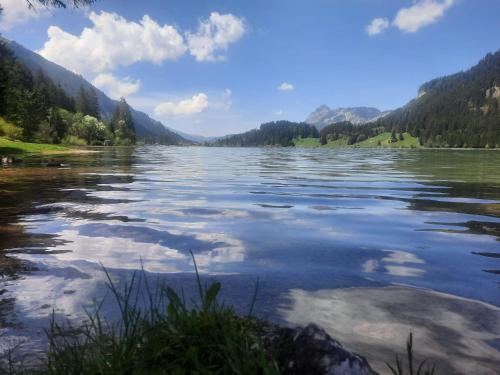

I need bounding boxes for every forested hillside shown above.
[0,39,135,146]
[213,121,319,147]
[374,50,500,148]
[6,40,189,145]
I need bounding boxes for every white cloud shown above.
[39,11,187,77]
[187,12,246,62]
[154,93,209,117]
[366,17,390,36]
[278,82,294,91]
[394,0,456,33]
[92,73,140,99]
[0,0,49,31]
[367,0,456,36]
[275,110,284,116]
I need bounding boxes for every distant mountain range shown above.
[305,106,390,130]
[6,40,191,145]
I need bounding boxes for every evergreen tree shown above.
[87,87,100,118]
[75,85,90,114]
[390,129,397,143]
[111,98,136,145]
[75,86,100,118]
[215,121,319,147]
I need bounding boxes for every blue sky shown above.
[1,0,500,136]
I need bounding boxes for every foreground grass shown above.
[0,137,70,155]
[1,257,278,375]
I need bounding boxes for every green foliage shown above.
[75,86,99,118]
[0,43,76,143]
[61,135,86,146]
[376,51,500,148]
[38,258,277,375]
[111,98,136,145]
[292,137,321,147]
[0,136,69,154]
[319,121,385,146]
[215,121,319,147]
[0,117,23,140]
[58,110,109,145]
[386,333,436,375]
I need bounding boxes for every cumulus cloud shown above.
[278,82,294,91]
[91,73,140,99]
[187,12,246,62]
[367,0,456,36]
[0,0,49,31]
[154,93,209,117]
[39,11,186,76]
[366,17,389,36]
[393,0,455,33]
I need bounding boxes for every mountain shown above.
[6,40,191,145]
[170,129,218,143]
[213,121,318,147]
[375,50,500,148]
[306,106,390,130]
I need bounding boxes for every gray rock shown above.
[267,323,378,375]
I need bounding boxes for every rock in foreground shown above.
[267,323,378,375]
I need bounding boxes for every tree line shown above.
[213,121,319,147]
[0,40,136,146]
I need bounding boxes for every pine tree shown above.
[75,85,90,115]
[111,98,136,145]
[87,87,100,118]
[390,129,397,143]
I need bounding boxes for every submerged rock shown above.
[1,155,22,165]
[266,323,378,375]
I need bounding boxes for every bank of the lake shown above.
[0,137,104,157]
[293,133,421,148]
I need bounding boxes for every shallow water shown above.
[1,147,499,371]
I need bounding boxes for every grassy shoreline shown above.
[0,137,97,155]
[293,132,421,148]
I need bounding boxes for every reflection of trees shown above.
[394,150,500,278]
[394,150,500,220]
[0,148,137,275]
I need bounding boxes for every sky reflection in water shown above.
[0,147,499,371]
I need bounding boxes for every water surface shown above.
[1,147,499,373]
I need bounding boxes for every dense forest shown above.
[213,121,319,147]
[373,50,500,148]
[0,39,136,146]
[331,50,500,148]
[319,121,388,145]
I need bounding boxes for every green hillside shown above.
[355,132,420,148]
[292,132,420,148]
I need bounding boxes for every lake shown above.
[1,147,500,373]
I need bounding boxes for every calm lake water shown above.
[1,147,500,373]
